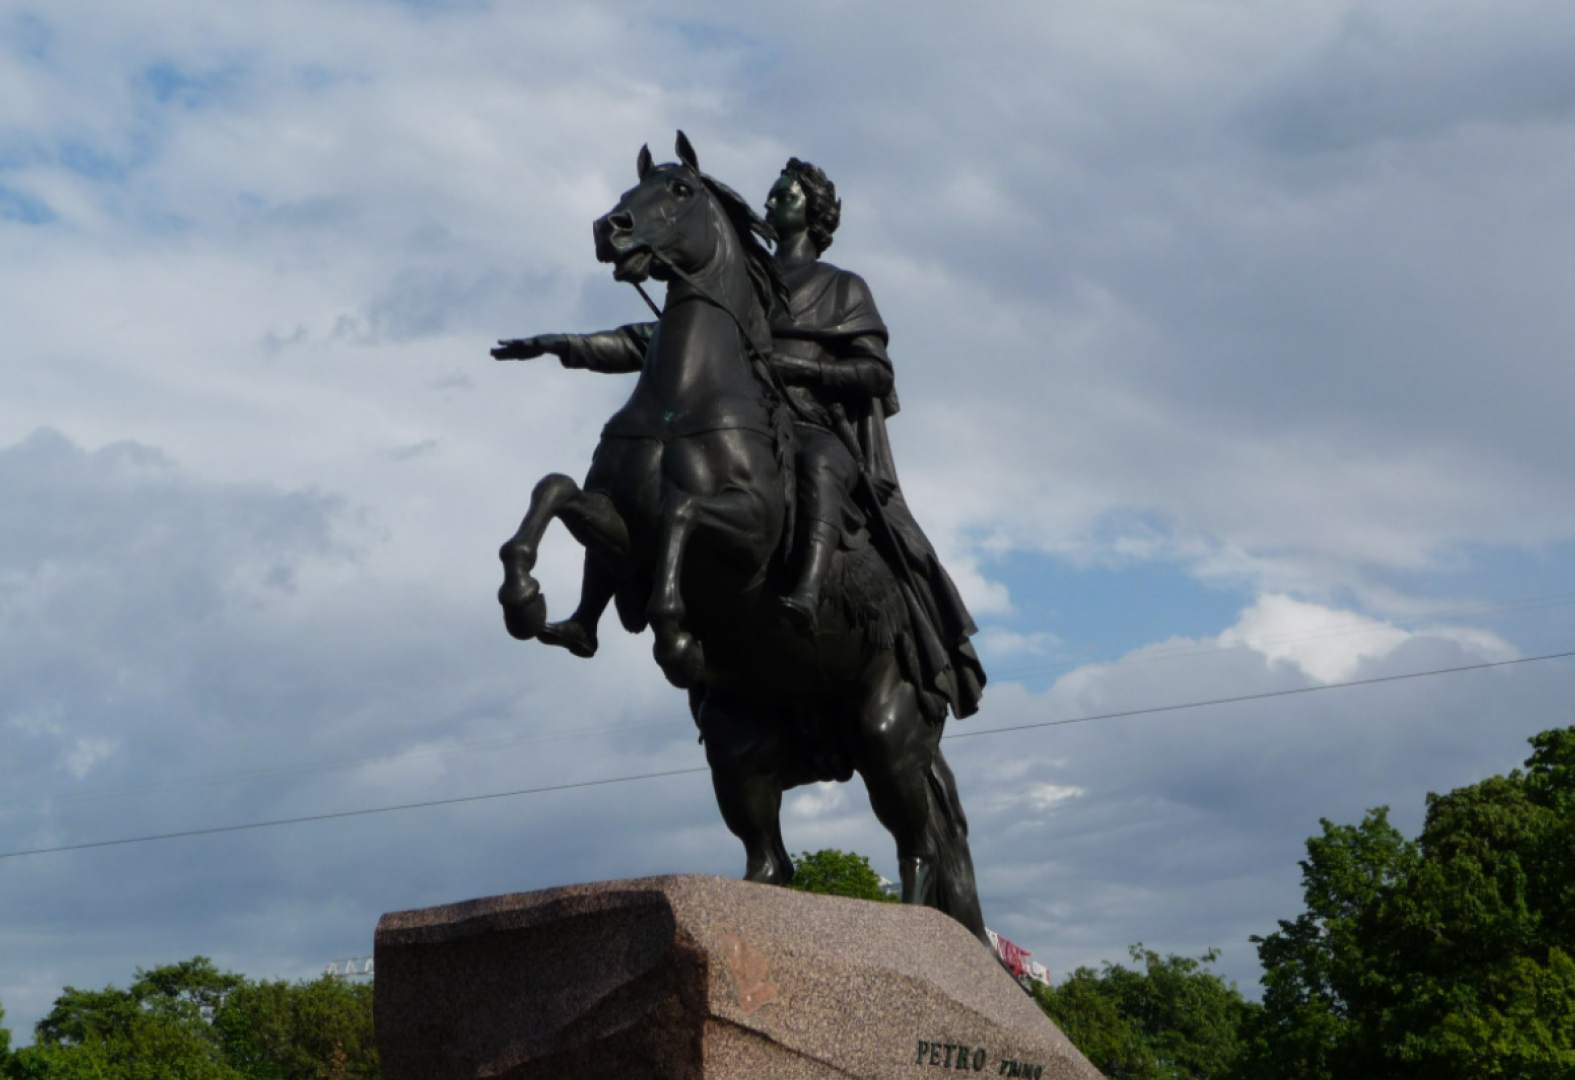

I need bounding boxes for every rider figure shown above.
[761,159,893,630]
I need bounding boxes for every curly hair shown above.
[782,158,841,254]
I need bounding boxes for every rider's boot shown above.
[539,554,614,658]
[781,520,836,632]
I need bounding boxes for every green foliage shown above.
[1248,725,1575,1080]
[1035,946,1257,1080]
[215,978,377,1080]
[16,958,242,1080]
[0,999,11,1065]
[788,849,898,903]
[1,959,377,1080]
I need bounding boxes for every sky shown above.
[4,0,1575,1039]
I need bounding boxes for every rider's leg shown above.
[781,431,860,631]
[781,519,837,630]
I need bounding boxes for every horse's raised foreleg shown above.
[646,485,767,687]
[498,473,630,642]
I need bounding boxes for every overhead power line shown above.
[986,589,1575,684]
[948,649,1575,739]
[13,588,1575,814]
[0,767,710,861]
[1,647,1569,863]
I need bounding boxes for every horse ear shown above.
[675,130,699,171]
[637,144,653,180]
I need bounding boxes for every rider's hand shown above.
[492,334,571,361]
[768,353,824,385]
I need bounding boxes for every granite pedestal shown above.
[375,874,1102,1080]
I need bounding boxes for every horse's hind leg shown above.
[698,694,794,887]
[851,657,988,941]
[923,747,988,941]
[498,474,630,642]
[847,659,939,898]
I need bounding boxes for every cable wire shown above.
[2,648,1569,862]
[16,589,1575,813]
[0,768,710,860]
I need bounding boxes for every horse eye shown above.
[671,180,693,197]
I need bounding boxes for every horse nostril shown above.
[608,211,635,232]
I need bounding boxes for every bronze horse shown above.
[496,135,986,940]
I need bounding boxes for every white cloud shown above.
[1219,593,1411,683]
[788,782,846,819]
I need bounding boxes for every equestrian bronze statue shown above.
[493,134,990,939]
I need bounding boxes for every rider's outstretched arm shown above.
[493,323,655,374]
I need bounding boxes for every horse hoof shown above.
[539,620,597,658]
[655,631,705,689]
[501,592,547,641]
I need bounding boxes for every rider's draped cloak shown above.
[560,262,986,721]
[771,261,986,722]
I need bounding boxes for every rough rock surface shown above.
[375,874,1102,1080]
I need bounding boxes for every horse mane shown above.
[695,171,790,322]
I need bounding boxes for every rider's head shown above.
[779,158,840,254]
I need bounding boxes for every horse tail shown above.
[923,749,989,943]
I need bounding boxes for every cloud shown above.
[2,0,1574,1043]
[1219,594,1411,683]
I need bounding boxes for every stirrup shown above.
[780,591,819,632]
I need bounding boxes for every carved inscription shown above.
[913,1042,1043,1078]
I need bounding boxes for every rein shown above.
[633,249,924,598]
[635,248,806,422]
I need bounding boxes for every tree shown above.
[1,959,378,1080]
[1248,726,1575,1079]
[788,849,898,903]
[214,977,377,1080]
[1,998,11,1063]
[1035,946,1257,1080]
[9,958,243,1080]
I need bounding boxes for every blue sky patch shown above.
[0,185,55,225]
[5,12,51,62]
[58,139,135,183]
[1374,540,1575,653]
[142,61,245,110]
[656,19,781,69]
[976,550,1253,687]
[371,0,488,17]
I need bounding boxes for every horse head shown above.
[594,133,783,323]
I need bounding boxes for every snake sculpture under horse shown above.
[496,134,986,940]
